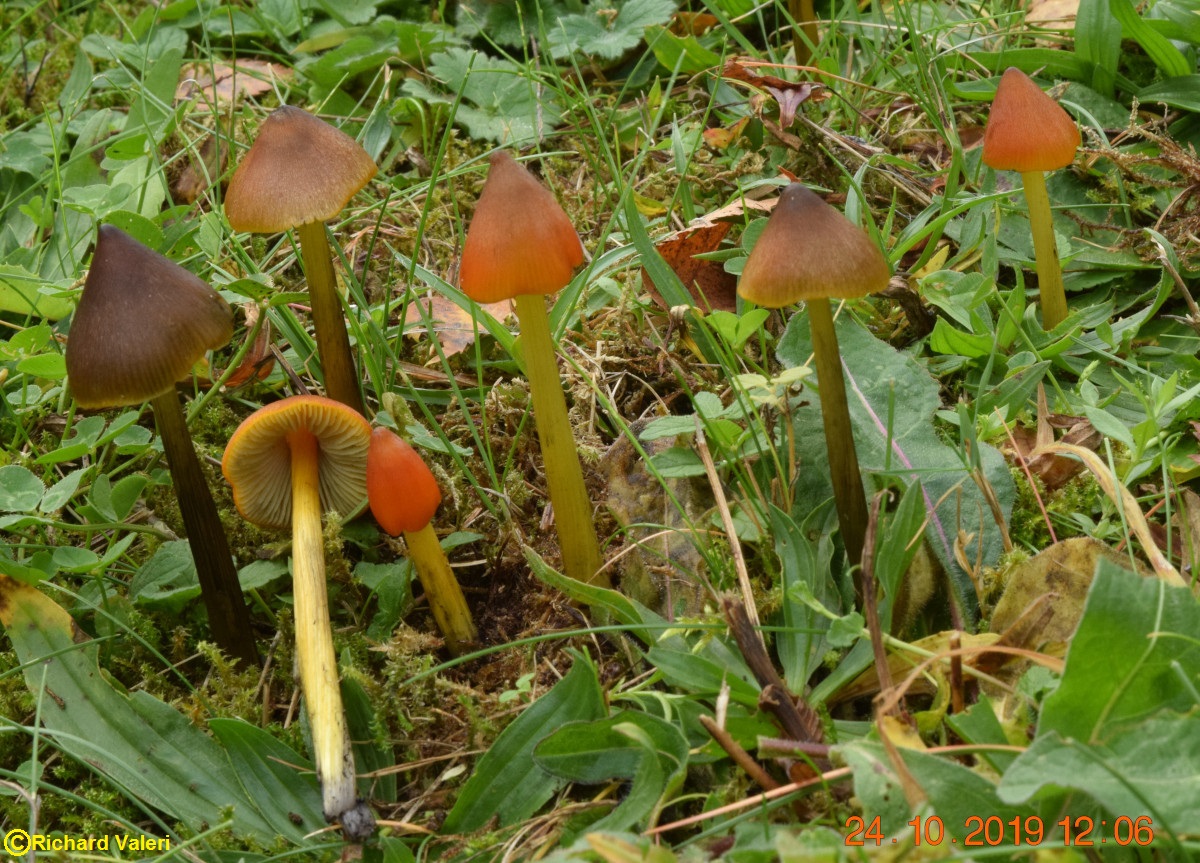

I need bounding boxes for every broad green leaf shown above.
[0,266,74,319]
[237,559,289,592]
[0,466,44,512]
[441,650,606,832]
[777,313,1015,616]
[129,541,200,612]
[646,25,723,73]
[1036,559,1200,741]
[1075,0,1123,95]
[547,0,677,60]
[208,718,325,843]
[773,503,840,689]
[535,710,689,832]
[1109,0,1190,78]
[0,576,282,842]
[342,672,397,804]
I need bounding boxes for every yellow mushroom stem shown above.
[402,524,478,656]
[295,220,365,415]
[512,293,609,589]
[286,428,357,821]
[1020,170,1069,330]
[808,297,868,568]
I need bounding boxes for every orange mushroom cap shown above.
[367,427,442,535]
[224,105,378,234]
[982,68,1080,173]
[737,184,891,309]
[67,224,234,408]
[222,395,371,530]
[458,151,584,304]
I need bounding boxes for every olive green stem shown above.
[404,524,477,656]
[287,429,358,823]
[296,220,365,415]
[151,391,258,667]
[789,0,818,65]
[512,293,608,588]
[807,298,868,568]
[1020,170,1069,330]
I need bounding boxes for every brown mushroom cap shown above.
[458,151,584,304]
[982,68,1080,173]
[66,224,234,408]
[222,395,371,530]
[737,184,891,308]
[224,106,378,233]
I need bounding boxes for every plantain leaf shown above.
[0,576,290,844]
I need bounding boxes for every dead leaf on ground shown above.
[176,60,292,103]
[703,116,749,150]
[1026,0,1078,30]
[641,222,737,312]
[220,304,275,389]
[171,134,227,204]
[405,295,513,358]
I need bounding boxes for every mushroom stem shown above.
[512,293,608,589]
[150,391,258,666]
[807,297,868,568]
[789,0,818,65]
[1020,170,1068,329]
[295,220,364,415]
[403,524,478,656]
[286,428,357,822]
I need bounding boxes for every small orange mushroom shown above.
[738,184,890,567]
[222,395,375,839]
[459,152,607,588]
[225,106,377,414]
[982,68,1080,329]
[367,427,476,655]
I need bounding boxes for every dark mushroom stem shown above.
[513,293,608,589]
[789,0,818,65]
[807,297,868,568]
[151,392,258,666]
[295,221,364,415]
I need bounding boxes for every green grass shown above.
[2,0,1200,860]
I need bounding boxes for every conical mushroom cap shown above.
[459,151,584,304]
[66,225,234,408]
[222,395,371,530]
[982,68,1080,173]
[224,105,378,233]
[737,184,891,308]
[367,427,442,535]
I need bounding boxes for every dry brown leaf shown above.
[221,304,275,389]
[703,116,749,150]
[641,222,737,312]
[176,60,292,104]
[171,134,227,204]
[1026,0,1078,30]
[405,295,513,358]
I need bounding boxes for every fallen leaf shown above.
[176,60,292,103]
[641,222,737,312]
[171,133,227,204]
[220,304,275,389]
[1026,0,1078,30]
[671,11,718,36]
[702,116,749,150]
[405,295,513,358]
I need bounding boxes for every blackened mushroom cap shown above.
[224,105,378,233]
[737,184,891,308]
[458,151,585,304]
[222,395,371,530]
[66,224,234,408]
[982,68,1080,173]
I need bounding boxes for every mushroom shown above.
[66,224,258,667]
[982,67,1080,330]
[367,427,477,655]
[738,184,891,568]
[459,151,609,588]
[224,105,378,415]
[221,394,375,839]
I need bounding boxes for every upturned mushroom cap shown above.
[67,225,234,408]
[458,151,584,304]
[367,427,442,535]
[224,105,378,233]
[982,68,1080,173]
[737,184,891,308]
[222,395,371,530]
